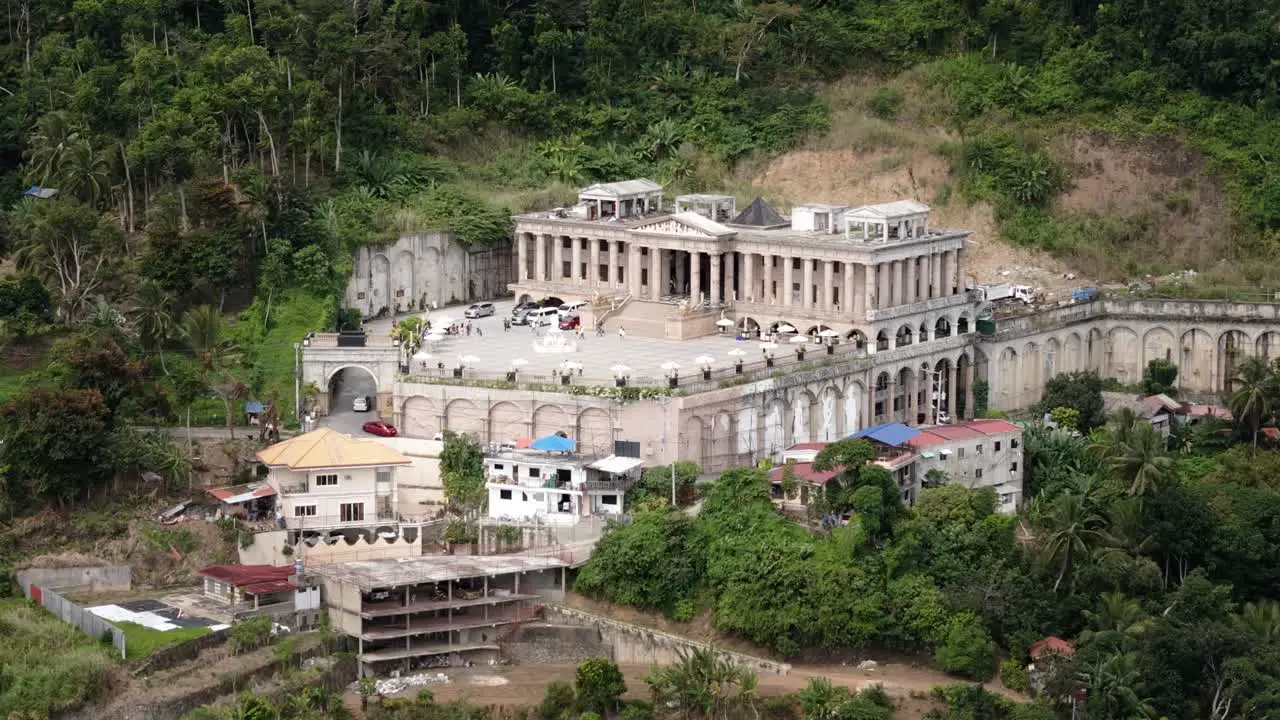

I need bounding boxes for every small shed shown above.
[198,565,297,609]
[206,481,277,522]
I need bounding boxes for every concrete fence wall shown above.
[20,583,127,659]
[544,605,791,675]
[15,565,132,593]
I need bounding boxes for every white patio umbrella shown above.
[727,348,747,357]
[775,323,797,333]
[411,350,432,363]
[714,318,736,327]
[694,355,716,366]
[458,354,480,364]
[818,329,841,338]
[510,358,529,367]
[790,334,811,344]
[660,361,681,372]
[610,364,632,375]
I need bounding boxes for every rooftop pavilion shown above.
[675,194,737,223]
[578,179,664,220]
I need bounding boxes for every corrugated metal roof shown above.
[579,178,663,197]
[908,419,1021,447]
[241,579,297,594]
[847,200,930,220]
[206,482,276,504]
[257,428,411,470]
[767,462,840,486]
[199,564,294,588]
[848,422,921,447]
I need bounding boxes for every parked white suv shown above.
[352,395,370,412]
[464,302,495,318]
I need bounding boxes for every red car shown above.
[362,420,398,437]
[559,314,581,331]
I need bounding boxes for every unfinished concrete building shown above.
[309,554,570,675]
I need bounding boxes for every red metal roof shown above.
[909,419,1021,448]
[768,462,841,486]
[205,482,276,504]
[199,564,294,589]
[1030,636,1075,659]
[241,579,297,595]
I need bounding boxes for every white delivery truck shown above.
[976,283,1034,304]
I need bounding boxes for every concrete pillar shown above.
[955,248,966,294]
[869,379,878,424]
[948,363,959,418]
[710,253,722,305]
[590,238,601,286]
[571,237,582,283]
[535,234,548,281]
[933,252,944,298]
[940,251,952,296]
[906,256,917,304]
[878,263,891,308]
[920,252,931,298]
[783,257,794,307]
[802,258,814,309]
[744,252,756,302]
[725,252,736,302]
[907,371,918,425]
[964,360,975,420]
[763,255,774,304]
[843,263,855,316]
[629,244,642,297]
[824,260,836,311]
[895,260,906,305]
[866,264,878,311]
[676,251,688,294]
[552,235,563,281]
[611,241,623,286]
[517,233,529,281]
[690,251,702,302]
[652,247,666,299]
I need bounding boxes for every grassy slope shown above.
[0,599,118,717]
[115,622,210,660]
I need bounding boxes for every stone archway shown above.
[764,398,788,456]
[371,254,391,315]
[792,391,815,444]
[819,387,841,441]
[533,404,571,437]
[578,407,614,455]
[400,396,440,438]
[488,402,527,444]
[445,398,484,439]
[1219,330,1250,392]
[683,416,707,469]
[997,347,1018,411]
[1180,329,1215,392]
[1107,326,1140,386]
[844,381,865,433]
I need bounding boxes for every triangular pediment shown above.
[632,211,734,238]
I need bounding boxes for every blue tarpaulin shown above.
[848,422,920,447]
[531,434,576,452]
[245,401,266,414]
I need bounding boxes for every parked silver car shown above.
[464,302,495,318]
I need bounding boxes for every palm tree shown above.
[132,281,175,374]
[1227,356,1275,450]
[1096,498,1155,560]
[646,647,758,720]
[180,305,239,371]
[1235,600,1280,643]
[1108,422,1173,499]
[1085,652,1157,719]
[1081,592,1151,648]
[1037,492,1105,592]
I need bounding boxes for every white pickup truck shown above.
[975,283,1034,304]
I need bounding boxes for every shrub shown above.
[1000,658,1029,692]
[575,657,627,714]
[536,680,576,720]
[672,598,696,622]
[228,615,274,655]
[868,87,905,120]
[935,612,998,680]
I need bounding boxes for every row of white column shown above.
[516,234,965,312]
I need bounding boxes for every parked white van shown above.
[558,300,588,317]
[526,307,559,326]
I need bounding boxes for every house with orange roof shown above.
[908,419,1024,513]
[256,427,413,530]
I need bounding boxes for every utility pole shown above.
[293,342,301,427]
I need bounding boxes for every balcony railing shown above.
[280,482,308,494]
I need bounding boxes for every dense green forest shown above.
[1,0,1279,428]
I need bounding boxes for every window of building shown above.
[339,502,364,523]
[521,492,528,501]
[1000,493,1012,505]
[494,463,504,471]
[376,470,391,485]
[957,447,965,459]
[315,474,338,486]
[976,444,984,455]
[995,441,1001,451]
[528,468,541,478]
[293,505,317,517]
[602,494,618,505]
[1011,462,1018,472]
[975,469,983,479]
[499,489,512,500]
[1011,438,1019,449]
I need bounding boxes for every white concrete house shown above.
[258,428,413,530]
[484,449,642,525]
[908,419,1024,513]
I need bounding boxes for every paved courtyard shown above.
[364,299,817,386]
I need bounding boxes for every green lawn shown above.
[115,621,211,659]
[0,599,118,717]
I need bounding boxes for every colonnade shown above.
[516,232,966,313]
